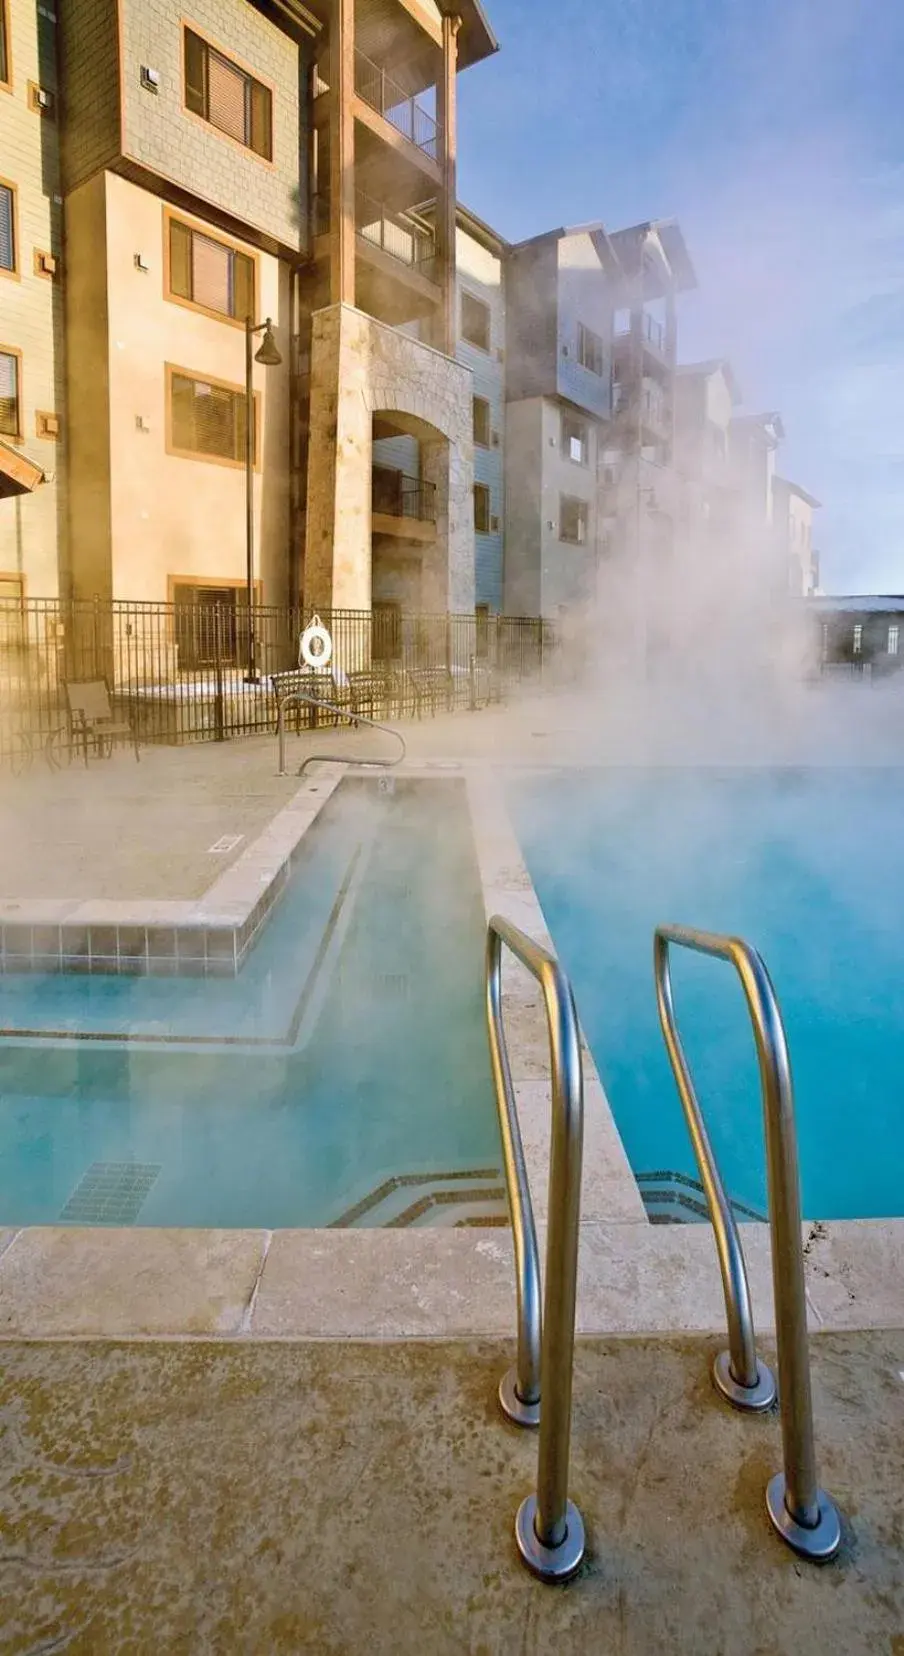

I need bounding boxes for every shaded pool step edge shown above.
[637,1169,766,1226]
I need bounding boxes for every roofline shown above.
[456,201,509,254]
[439,0,499,70]
[676,358,743,404]
[773,476,822,509]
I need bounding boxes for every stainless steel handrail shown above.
[274,684,405,777]
[654,924,843,1562]
[486,915,585,1583]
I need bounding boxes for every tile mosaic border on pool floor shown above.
[0,757,902,1340]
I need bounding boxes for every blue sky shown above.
[456,0,904,592]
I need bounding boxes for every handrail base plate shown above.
[713,1350,777,1414]
[515,1494,585,1583]
[499,1367,541,1429]
[765,1473,842,1562]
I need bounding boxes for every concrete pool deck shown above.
[1,1332,902,1654]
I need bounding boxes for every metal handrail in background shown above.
[486,915,585,1583]
[273,682,406,777]
[654,924,843,1562]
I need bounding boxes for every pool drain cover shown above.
[60,1162,161,1225]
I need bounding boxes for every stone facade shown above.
[305,303,474,616]
[0,0,66,596]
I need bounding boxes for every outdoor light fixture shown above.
[244,317,282,684]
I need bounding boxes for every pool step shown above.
[328,1167,508,1230]
[637,1170,766,1226]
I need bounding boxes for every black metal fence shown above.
[0,597,554,771]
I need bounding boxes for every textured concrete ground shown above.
[0,1331,901,1655]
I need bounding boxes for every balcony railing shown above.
[372,467,437,525]
[356,191,437,280]
[354,49,440,160]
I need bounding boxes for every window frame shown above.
[0,0,12,94]
[888,624,899,656]
[0,175,18,279]
[559,492,589,546]
[561,409,589,466]
[164,362,261,471]
[577,322,604,377]
[852,623,863,655]
[472,394,491,449]
[473,481,491,534]
[181,23,275,166]
[163,207,258,330]
[461,289,491,353]
[0,343,23,441]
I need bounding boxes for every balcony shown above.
[354,49,440,161]
[372,466,437,543]
[356,192,437,283]
[372,466,437,529]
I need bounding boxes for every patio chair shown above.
[64,680,140,766]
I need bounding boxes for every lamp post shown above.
[244,316,282,684]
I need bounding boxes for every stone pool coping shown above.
[1,757,902,1341]
[0,766,347,977]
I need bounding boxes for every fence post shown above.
[214,605,225,742]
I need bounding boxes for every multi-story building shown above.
[0,0,67,600]
[810,595,904,678]
[2,0,498,638]
[501,221,622,617]
[772,476,820,596]
[455,204,506,614]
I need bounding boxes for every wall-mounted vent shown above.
[490,515,500,533]
[491,430,500,448]
[34,249,57,278]
[140,65,160,93]
[134,254,149,273]
[35,411,60,439]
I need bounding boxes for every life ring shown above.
[299,614,333,670]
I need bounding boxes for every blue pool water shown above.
[509,768,904,1222]
[0,780,501,1226]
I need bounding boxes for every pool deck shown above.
[1,694,903,1650]
[1,1332,902,1655]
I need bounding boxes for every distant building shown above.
[772,478,821,596]
[810,595,904,678]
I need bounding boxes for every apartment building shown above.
[0,0,66,599]
[1,0,498,638]
[455,204,505,613]
[501,222,622,616]
[772,476,820,596]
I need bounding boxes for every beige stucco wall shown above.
[0,0,66,596]
[305,303,475,615]
[67,171,290,603]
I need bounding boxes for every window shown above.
[173,583,242,668]
[184,28,273,160]
[474,482,491,533]
[852,624,862,655]
[168,215,254,323]
[0,181,15,272]
[562,410,588,465]
[167,367,256,465]
[472,395,490,448]
[0,0,9,89]
[888,625,899,656]
[461,290,490,352]
[559,494,588,545]
[577,323,604,376]
[0,348,20,437]
[613,308,631,337]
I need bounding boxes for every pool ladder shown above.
[274,683,405,777]
[486,915,844,1584]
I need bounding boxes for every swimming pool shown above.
[509,767,904,1223]
[0,779,503,1227]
